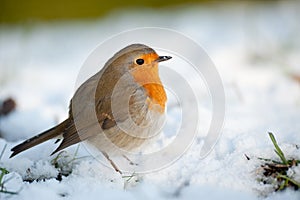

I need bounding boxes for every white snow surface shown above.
[0,2,300,200]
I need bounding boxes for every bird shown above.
[10,44,172,173]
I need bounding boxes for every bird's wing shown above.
[51,69,148,154]
[51,96,115,155]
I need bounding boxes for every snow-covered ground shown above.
[1,1,300,199]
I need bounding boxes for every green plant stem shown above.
[268,132,288,164]
[0,168,9,185]
[277,174,300,188]
[0,189,18,195]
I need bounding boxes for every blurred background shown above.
[1,0,229,23]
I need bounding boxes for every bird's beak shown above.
[156,56,172,62]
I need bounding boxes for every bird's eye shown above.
[135,59,144,65]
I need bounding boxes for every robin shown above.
[10,44,172,173]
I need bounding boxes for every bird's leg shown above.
[101,151,122,174]
[122,154,138,166]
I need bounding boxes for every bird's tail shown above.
[10,119,69,158]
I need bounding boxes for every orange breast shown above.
[131,65,167,113]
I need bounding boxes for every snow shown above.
[1,1,300,199]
